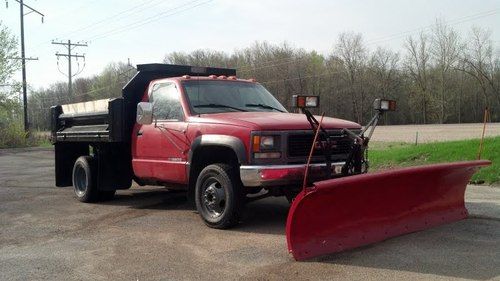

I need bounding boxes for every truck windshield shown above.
[183,80,288,114]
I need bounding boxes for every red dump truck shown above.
[51,64,490,260]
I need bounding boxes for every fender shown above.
[186,134,248,203]
[188,134,247,165]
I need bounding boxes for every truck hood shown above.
[192,112,361,130]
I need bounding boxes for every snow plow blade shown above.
[286,160,491,261]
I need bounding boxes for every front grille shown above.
[288,133,352,157]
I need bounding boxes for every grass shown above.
[37,140,52,148]
[0,122,51,149]
[369,137,500,185]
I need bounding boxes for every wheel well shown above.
[188,145,240,202]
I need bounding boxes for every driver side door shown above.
[132,82,189,184]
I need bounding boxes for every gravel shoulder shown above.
[372,123,500,143]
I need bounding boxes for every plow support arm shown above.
[286,160,491,261]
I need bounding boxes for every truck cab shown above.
[51,64,362,229]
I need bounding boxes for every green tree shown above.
[0,21,19,84]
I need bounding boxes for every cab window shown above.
[150,83,184,120]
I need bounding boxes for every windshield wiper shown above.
[245,103,285,112]
[194,103,247,112]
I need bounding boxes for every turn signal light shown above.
[252,135,261,152]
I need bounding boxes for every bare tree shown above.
[431,20,461,123]
[335,32,368,123]
[368,47,400,124]
[405,32,432,124]
[458,26,499,120]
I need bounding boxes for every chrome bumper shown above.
[240,162,346,187]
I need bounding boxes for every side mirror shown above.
[373,99,396,112]
[292,95,320,108]
[137,102,153,125]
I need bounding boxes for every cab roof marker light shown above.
[182,75,191,79]
[248,78,257,82]
[218,75,227,80]
[228,76,237,80]
[208,75,217,79]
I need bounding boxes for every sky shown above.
[0,0,499,90]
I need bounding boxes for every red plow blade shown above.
[286,160,491,261]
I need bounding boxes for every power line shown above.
[86,0,214,41]
[52,40,88,97]
[365,8,499,46]
[30,0,166,49]
[54,0,162,39]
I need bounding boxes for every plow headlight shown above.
[292,95,319,108]
[373,99,397,112]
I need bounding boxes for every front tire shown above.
[195,163,244,229]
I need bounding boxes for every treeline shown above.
[28,22,499,129]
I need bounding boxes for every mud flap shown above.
[286,160,491,261]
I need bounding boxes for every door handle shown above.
[137,130,143,136]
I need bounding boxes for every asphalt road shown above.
[0,148,499,281]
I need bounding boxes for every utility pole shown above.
[5,0,44,132]
[51,40,87,97]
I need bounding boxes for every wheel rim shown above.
[201,177,226,219]
[74,164,88,197]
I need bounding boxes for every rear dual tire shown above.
[72,156,116,203]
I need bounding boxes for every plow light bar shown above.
[373,99,397,112]
[292,95,319,108]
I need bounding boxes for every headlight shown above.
[260,136,275,149]
[252,135,280,152]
